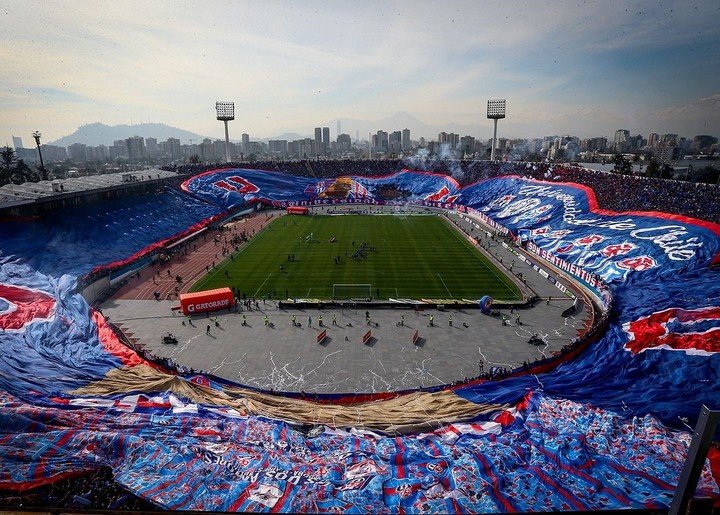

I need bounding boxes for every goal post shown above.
[332,283,372,300]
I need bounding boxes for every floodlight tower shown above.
[487,99,506,162]
[215,101,235,163]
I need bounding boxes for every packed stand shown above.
[164,159,720,224]
[0,467,157,511]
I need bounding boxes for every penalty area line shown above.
[253,273,272,298]
[437,272,453,298]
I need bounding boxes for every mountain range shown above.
[49,123,211,147]
[329,112,490,141]
[47,112,502,149]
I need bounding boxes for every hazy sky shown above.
[2,0,719,143]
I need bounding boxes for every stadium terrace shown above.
[0,160,718,512]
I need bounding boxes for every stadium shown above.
[0,158,719,513]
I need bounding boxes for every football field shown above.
[191,214,521,300]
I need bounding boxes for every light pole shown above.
[487,99,506,162]
[215,102,234,163]
[32,131,46,179]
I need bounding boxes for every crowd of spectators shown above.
[0,467,156,511]
[165,159,401,179]
[165,159,720,224]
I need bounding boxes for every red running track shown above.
[111,212,278,301]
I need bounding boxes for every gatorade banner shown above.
[179,288,234,315]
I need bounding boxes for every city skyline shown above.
[2,1,719,142]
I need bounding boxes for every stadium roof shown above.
[0,168,177,206]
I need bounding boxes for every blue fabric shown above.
[0,261,123,397]
[0,390,716,511]
[0,169,719,510]
[182,169,459,209]
[0,188,221,277]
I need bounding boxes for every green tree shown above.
[695,166,718,184]
[9,160,39,184]
[188,154,200,164]
[645,159,660,177]
[660,164,673,180]
[613,153,631,174]
[1,146,16,185]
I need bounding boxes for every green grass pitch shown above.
[190,214,521,300]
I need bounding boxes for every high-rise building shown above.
[460,136,476,155]
[337,134,351,152]
[373,130,389,152]
[165,138,181,160]
[200,138,214,161]
[96,145,108,160]
[401,129,411,151]
[38,144,67,162]
[214,140,228,161]
[111,140,128,159]
[647,133,659,148]
[613,129,630,152]
[145,137,159,158]
[301,138,315,157]
[241,133,250,154]
[68,143,88,162]
[691,135,718,152]
[314,128,322,155]
[389,131,402,153]
[12,136,23,150]
[268,140,289,155]
[438,132,459,148]
[125,136,146,160]
[322,127,330,154]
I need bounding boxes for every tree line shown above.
[0,147,45,185]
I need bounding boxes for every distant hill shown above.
[330,112,490,141]
[49,123,211,147]
[260,132,309,142]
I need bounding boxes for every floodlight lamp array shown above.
[216,101,235,121]
[487,99,506,119]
